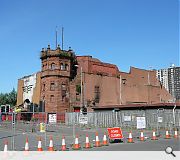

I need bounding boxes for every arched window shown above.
[65,64,69,71]
[50,82,55,91]
[60,63,65,70]
[51,63,56,70]
[50,95,55,102]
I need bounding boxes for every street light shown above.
[171,69,176,127]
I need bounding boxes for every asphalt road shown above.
[0,123,179,151]
[89,138,180,151]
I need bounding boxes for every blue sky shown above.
[0,0,179,93]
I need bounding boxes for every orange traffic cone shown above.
[151,130,158,140]
[24,136,29,151]
[140,130,145,141]
[174,130,178,139]
[165,130,171,139]
[84,134,91,149]
[102,132,108,146]
[94,132,101,147]
[61,136,67,151]
[48,136,54,151]
[3,140,8,159]
[37,137,43,151]
[127,131,134,143]
[72,135,81,150]
[4,140,8,152]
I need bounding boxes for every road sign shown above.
[107,127,123,139]
[136,117,146,129]
[79,114,88,124]
[48,113,57,124]
[124,115,131,121]
[158,117,163,123]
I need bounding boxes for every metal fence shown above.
[0,109,180,151]
[0,109,180,129]
[0,109,180,130]
[65,109,180,129]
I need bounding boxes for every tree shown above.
[0,93,8,105]
[8,88,17,106]
[0,88,17,107]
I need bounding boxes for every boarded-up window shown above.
[65,64,69,71]
[61,84,66,101]
[50,95,55,102]
[50,82,55,91]
[94,86,100,103]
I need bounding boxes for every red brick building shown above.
[17,45,173,112]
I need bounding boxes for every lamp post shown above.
[147,66,152,104]
[171,69,176,127]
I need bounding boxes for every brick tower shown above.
[40,45,77,112]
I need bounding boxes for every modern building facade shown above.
[17,45,173,112]
[157,65,180,101]
[168,65,180,101]
[156,69,169,91]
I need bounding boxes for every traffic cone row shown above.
[2,129,179,152]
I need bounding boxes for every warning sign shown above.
[48,113,57,124]
[136,117,146,129]
[107,127,123,139]
[79,114,88,124]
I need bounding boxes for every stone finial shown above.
[57,44,61,49]
[68,47,72,51]
[47,44,50,50]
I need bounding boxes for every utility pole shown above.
[55,26,58,48]
[147,67,152,104]
[80,67,83,113]
[119,75,122,105]
[62,27,64,50]
[171,67,176,127]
